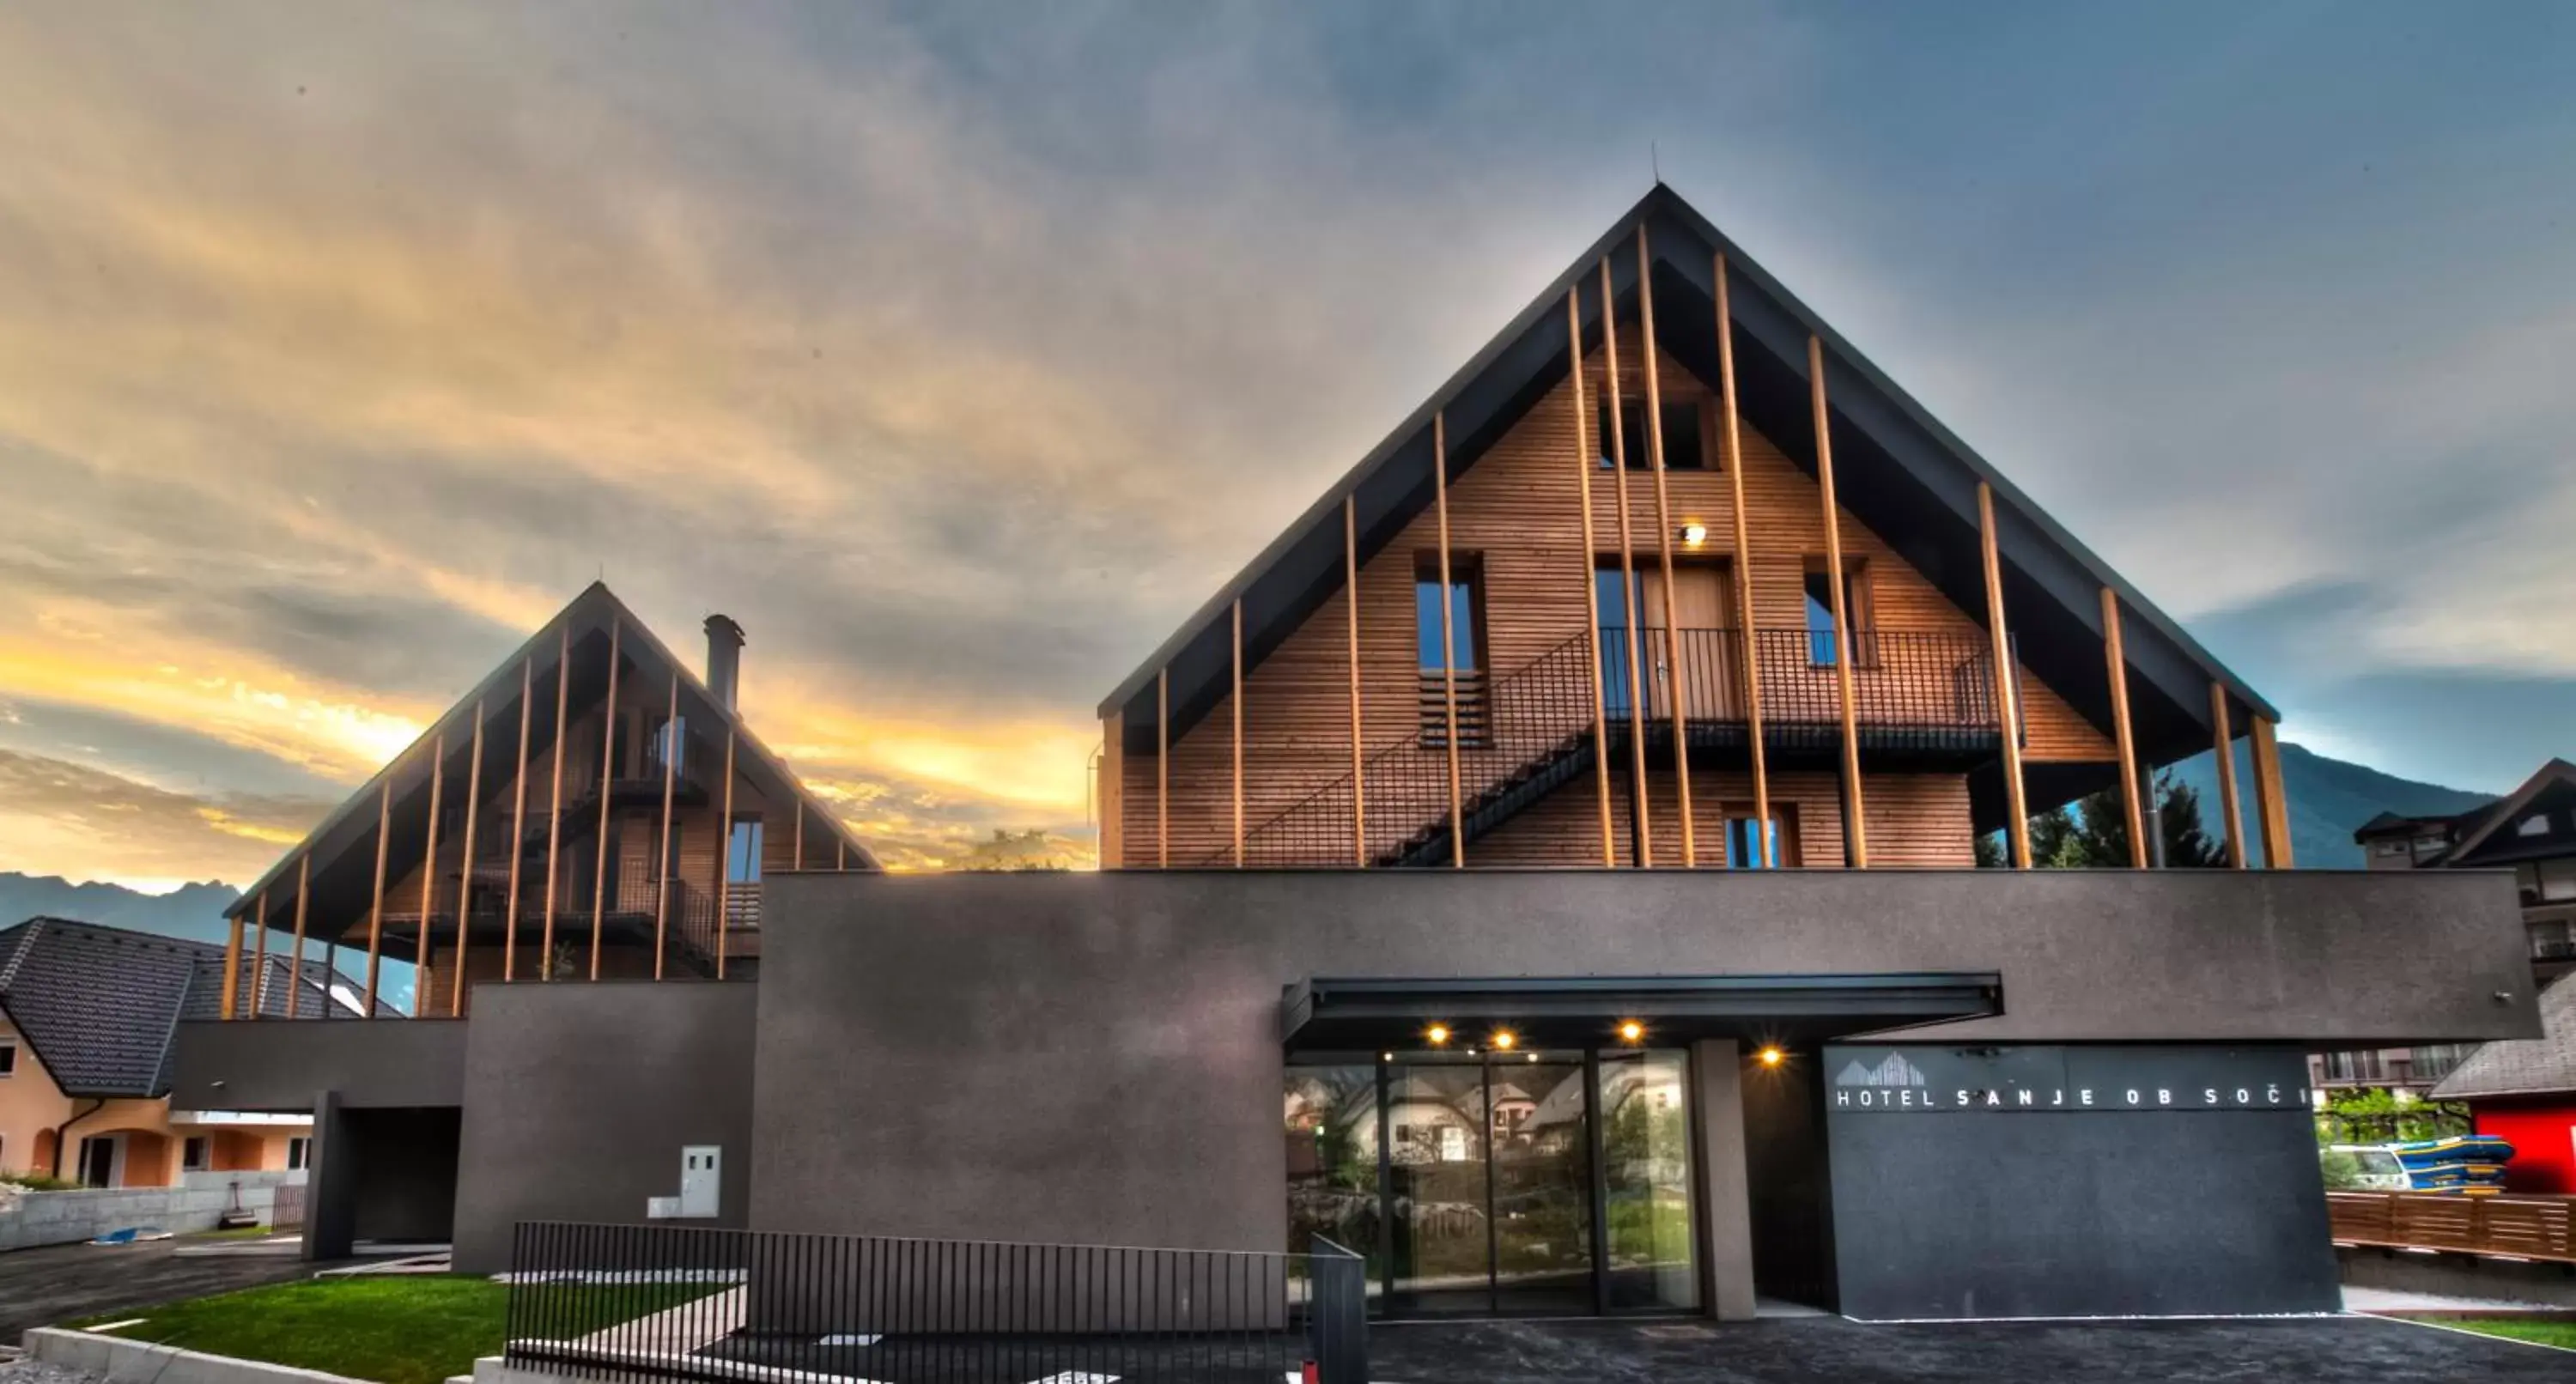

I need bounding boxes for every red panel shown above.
[2473,1101,2576,1194]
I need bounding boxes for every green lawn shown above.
[74,1276,716,1384]
[2445,1317,2576,1351]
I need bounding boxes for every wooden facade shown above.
[218,586,874,1020]
[1112,337,2117,868]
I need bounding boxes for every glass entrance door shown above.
[1291,1047,1696,1318]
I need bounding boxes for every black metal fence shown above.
[505,1221,1368,1384]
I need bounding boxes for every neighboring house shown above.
[2429,974,2576,1194]
[173,185,2530,1326]
[2356,758,2576,985]
[2315,760,2576,1096]
[0,917,355,1186]
[212,582,876,1020]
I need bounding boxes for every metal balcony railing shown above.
[1214,625,2007,869]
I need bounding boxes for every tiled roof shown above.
[2431,973,2576,1102]
[0,916,384,1097]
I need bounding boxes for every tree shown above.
[1991,772,2230,869]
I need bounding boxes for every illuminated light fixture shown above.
[1618,1020,1645,1044]
[1680,523,1708,547]
[1381,1053,1394,1063]
[1758,1046,1785,1067]
[1425,1024,1451,1047]
[1492,1029,1518,1052]
[1526,1052,1539,1063]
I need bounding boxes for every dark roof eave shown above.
[1094,181,2278,736]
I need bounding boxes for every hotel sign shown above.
[1824,1044,2312,1114]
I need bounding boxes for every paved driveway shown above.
[0,1238,316,1345]
[1370,1314,2572,1383]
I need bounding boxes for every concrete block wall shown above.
[0,1169,306,1252]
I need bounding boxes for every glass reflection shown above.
[1284,1063,1382,1302]
[1601,1050,1698,1310]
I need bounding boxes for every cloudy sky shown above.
[2,3,2570,888]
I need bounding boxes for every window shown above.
[1802,562,1871,665]
[649,713,687,777]
[2519,813,2552,838]
[1414,556,1481,674]
[728,818,765,884]
[2532,859,2576,904]
[182,1136,210,1172]
[77,1135,118,1188]
[1595,401,1705,470]
[0,1040,15,1077]
[1722,816,1786,869]
[288,1137,310,1171]
[2373,839,2409,857]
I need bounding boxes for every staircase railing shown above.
[1218,630,1601,867]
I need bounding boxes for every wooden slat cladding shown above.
[1474,768,1975,868]
[1121,340,2111,865]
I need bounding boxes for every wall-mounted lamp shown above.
[1618,1020,1645,1044]
[1680,523,1708,547]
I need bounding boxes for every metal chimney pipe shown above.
[704,615,744,710]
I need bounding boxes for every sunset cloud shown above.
[0,3,2570,887]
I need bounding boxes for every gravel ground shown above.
[0,1357,100,1384]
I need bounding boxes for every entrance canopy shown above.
[1281,972,2002,1051]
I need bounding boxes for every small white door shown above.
[679,1144,721,1218]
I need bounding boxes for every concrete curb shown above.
[21,1327,370,1384]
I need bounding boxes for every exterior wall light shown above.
[1758,1046,1785,1067]
[1619,1021,1645,1044]
[1425,1024,1450,1047]
[1680,523,1708,546]
[1492,1029,1518,1051]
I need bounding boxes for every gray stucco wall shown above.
[169,1017,468,1112]
[751,867,2531,1258]
[451,981,756,1274]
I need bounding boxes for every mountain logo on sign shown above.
[1833,1053,1927,1088]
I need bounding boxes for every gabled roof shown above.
[1096,183,2276,809]
[0,917,377,1097]
[2432,972,2576,1102]
[224,582,878,934]
[2440,759,2576,866]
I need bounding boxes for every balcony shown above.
[1225,626,2008,868]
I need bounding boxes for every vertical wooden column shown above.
[415,733,445,1018]
[1810,336,1868,868]
[1638,228,1698,866]
[221,914,243,1020]
[1156,669,1170,869]
[588,621,621,981]
[2210,683,2247,869]
[541,628,570,980]
[450,703,484,1016]
[247,890,268,1018]
[1715,252,1772,865]
[1345,495,1367,866]
[1434,411,1466,867]
[1100,717,1124,869]
[1978,483,2031,869]
[1602,258,1654,865]
[836,839,846,871]
[2251,715,2295,868]
[793,802,805,871]
[2100,590,2148,867]
[1231,598,1245,868]
[287,856,308,1020]
[364,778,391,1014]
[715,730,736,979]
[504,659,532,981]
[1566,285,1615,867]
[653,679,678,978]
